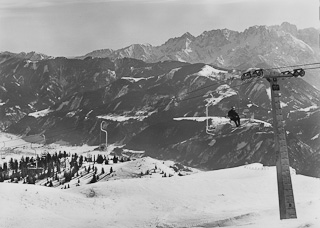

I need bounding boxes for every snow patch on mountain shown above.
[174,116,230,124]
[197,65,228,77]
[122,76,154,82]
[97,111,156,122]
[266,87,271,100]
[205,84,237,106]
[43,65,49,73]
[237,141,247,150]
[29,108,52,118]
[311,134,319,140]
[24,60,38,70]
[291,105,318,113]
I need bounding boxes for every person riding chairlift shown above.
[228,106,240,127]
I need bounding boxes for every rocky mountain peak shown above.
[280,22,298,35]
[17,51,51,60]
[83,48,114,58]
[180,32,195,41]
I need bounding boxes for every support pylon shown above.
[269,78,297,219]
[241,68,304,220]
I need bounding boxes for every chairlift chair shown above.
[205,99,217,136]
[1,142,5,159]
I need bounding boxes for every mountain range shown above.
[79,22,320,89]
[0,22,319,178]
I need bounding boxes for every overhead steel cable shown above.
[303,66,320,71]
[182,62,320,97]
[184,76,240,95]
[171,76,261,105]
[264,62,320,71]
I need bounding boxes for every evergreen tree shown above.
[90,174,97,183]
[79,155,83,167]
[3,162,7,172]
[101,167,105,174]
[96,154,104,164]
[110,167,113,173]
[9,158,14,170]
[14,159,18,172]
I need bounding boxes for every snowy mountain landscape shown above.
[1,144,320,228]
[1,21,320,228]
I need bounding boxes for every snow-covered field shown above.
[1,132,319,228]
[1,160,319,228]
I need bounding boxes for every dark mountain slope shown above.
[1,57,320,177]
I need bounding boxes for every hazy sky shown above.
[0,0,318,57]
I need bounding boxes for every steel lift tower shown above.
[241,68,305,219]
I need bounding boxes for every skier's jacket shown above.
[228,109,239,120]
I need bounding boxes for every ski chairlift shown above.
[241,69,263,80]
[86,153,93,162]
[205,96,217,136]
[281,68,305,77]
[1,142,5,159]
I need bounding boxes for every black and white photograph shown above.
[0,0,319,227]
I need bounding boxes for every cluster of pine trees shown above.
[0,151,82,184]
[1,151,131,187]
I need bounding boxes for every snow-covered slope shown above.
[1,163,319,228]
